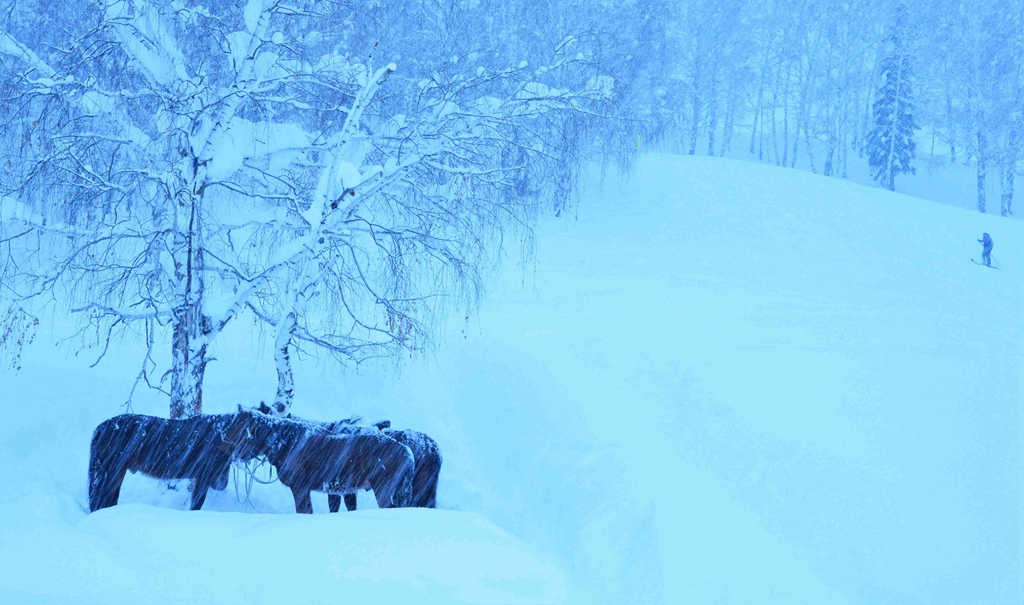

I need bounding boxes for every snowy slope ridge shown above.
[1,153,1020,604]
[430,155,1020,605]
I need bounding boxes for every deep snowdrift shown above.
[1,154,1019,604]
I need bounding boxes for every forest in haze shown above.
[0,3,1019,604]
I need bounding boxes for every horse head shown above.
[225,405,275,462]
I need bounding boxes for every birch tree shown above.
[0,0,608,417]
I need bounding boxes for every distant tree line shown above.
[610,0,1023,214]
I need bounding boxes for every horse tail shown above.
[88,421,112,512]
[376,443,415,509]
[396,472,413,509]
[394,446,415,508]
[88,417,131,512]
[418,437,441,509]
[390,430,442,508]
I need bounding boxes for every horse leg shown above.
[107,468,128,510]
[396,474,413,508]
[328,494,341,513]
[89,464,109,512]
[344,493,357,512]
[190,480,209,511]
[291,486,313,514]
[91,467,127,512]
[375,474,410,509]
[422,473,438,509]
[374,486,392,509]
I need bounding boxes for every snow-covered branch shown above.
[0,0,609,416]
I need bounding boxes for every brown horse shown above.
[231,408,414,513]
[325,420,442,512]
[88,413,244,512]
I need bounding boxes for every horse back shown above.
[91,413,235,479]
[276,432,413,493]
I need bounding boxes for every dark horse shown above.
[314,416,442,512]
[231,408,414,514]
[88,413,243,512]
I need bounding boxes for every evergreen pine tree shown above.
[866,4,920,192]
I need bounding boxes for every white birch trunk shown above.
[977,130,988,213]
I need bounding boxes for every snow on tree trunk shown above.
[688,90,700,156]
[750,44,769,157]
[169,190,209,418]
[707,85,718,157]
[946,95,958,163]
[273,312,297,415]
[1000,126,1020,217]
[170,311,209,419]
[977,130,988,213]
[1000,160,1014,217]
[721,90,735,156]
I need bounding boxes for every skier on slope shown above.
[977,232,993,267]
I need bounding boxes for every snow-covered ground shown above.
[658,132,1022,219]
[1,153,1020,603]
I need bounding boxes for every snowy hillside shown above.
[1,153,1020,604]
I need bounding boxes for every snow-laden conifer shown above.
[866,4,920,192]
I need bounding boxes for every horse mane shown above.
[246,407,326,434]
[279,410,391,435]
